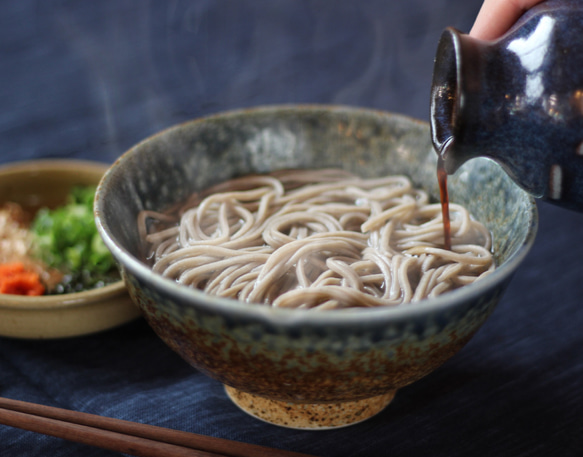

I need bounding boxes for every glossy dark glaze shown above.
[431,0,583,211]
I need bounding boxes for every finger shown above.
[470,0,546,40]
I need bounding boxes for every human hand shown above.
[470,0,546,40]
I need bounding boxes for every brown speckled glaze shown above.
[95,105,538,428]
[224,386,396,429]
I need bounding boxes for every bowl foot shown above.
[224,385,396,429]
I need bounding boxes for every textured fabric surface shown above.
[1,1,582,456]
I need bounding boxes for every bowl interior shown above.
[0,160,108,212]
[0,159,124,307]
[97,105,536,309]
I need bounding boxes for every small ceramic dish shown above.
[0,160,140,339]
[96,105,538,429]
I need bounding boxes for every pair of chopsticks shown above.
[0,397,316,457]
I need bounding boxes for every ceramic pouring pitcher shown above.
[430,0,583,211]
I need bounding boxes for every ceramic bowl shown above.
[95,105,537,429]
[0,160,140,339]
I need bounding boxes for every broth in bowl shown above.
[140,169,494,309]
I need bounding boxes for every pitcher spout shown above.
[430,27,487,175]
[430,28,460,170]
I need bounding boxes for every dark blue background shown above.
[1,1,582,456]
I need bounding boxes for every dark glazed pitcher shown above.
[431,0,583,211]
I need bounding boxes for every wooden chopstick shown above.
[0,397,316,457]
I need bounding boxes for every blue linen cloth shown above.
[1,1,582,456]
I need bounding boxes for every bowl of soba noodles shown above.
[95,105,537,429]
[0,160,140,339]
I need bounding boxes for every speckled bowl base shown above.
[225,385,396,429]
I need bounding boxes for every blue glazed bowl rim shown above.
[95,104,538,327]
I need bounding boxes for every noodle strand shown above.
[139,169,494,309]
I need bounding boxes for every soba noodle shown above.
[139,169,494,310]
